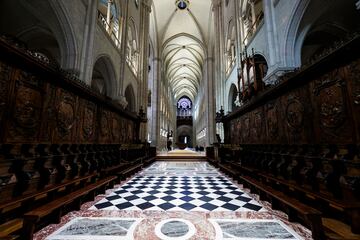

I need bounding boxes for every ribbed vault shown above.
[153,0,212,101]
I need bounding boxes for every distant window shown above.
[176,0,189,10]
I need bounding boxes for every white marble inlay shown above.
[45,217,142,240]
[155,218,196,240]
[141,162,219,176]
[209,219,303,240]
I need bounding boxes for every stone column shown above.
[138,1,151,142]
[79,0,98,84]
[116,0,129,106]
[234,0,242,66]
[213,0,225,141]
[151,58,161,147]
[213,0,225,110]
[205,57,216,146]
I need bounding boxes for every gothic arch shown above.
[0,0,80,71]
[125,84,136,113]
[228,84,238,112]
[283,0,359,68]
[282,0,311,68]
[91,55,117,98]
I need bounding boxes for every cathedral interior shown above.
[0,0,360,239]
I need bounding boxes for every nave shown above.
[34,162,310,240]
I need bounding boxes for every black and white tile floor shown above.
[90,163,264,212]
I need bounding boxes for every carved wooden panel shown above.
[53,89,78,142]
[79,100,97,143]
[265,101,281,143]
[0,36,164,146]
[99,110,112,143]
[241,115,251,142]
[311,68,354,143]
[229,119,237,144]
[0,61,12,141]
[250,108,265,143]
[7,70,44,142]
[125,119,134,143]
[347,59,360,141]
[111,114,121,143]
[281,87,311,144]
[39,84,56,142]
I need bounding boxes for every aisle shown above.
[35,162,312,240]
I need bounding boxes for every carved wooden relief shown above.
[39,84,56,142]
[80,100,96,142]
[236,118,242,144]
[265,102,280,142]
[241,116,251,142]
[347,59,360,140]
[111,114,121,143]
[0,61,11,133]
[312,69,353,143]
[100,110,111,143]
[54,89,77,142]
[7,70,43,141]
[251,109,264,143]
[126,120,134,142]
[229,119,236,144]
[282,90,309,144]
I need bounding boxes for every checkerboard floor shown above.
[90,174,264,212]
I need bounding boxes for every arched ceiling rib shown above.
[163,35,204,100]
[152,0,213,101]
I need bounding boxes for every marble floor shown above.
[34,162,312,240]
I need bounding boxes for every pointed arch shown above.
[91,55,118,98]
[125,84,136,112]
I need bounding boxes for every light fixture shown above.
[176,0,189,10]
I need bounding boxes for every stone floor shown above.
[34,162,313,240]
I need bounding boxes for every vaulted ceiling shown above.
[151,0,213,102]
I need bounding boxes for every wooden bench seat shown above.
[22,176,117,240]
[117,162,143,180]
[0,218,23,240]
[258,172,360,234]
[0,173,97,218]
[143,157,156,166]
[219,162,240,179]
[322,218,360,240]
[100,162,131,182]
[207,157,218,167]
[227,161,259,178]
[240,175,324,240]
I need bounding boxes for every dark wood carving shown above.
[7,70,43,142]
[54,89,77,142]
[281,88,310,144]
[347,59,360,141]
[312,69,353,143]
[80,100,96,142]
[99,110,111,143]
[251,109,264,142]
[265,101,280,142]
[0,62,11,141]
[224,34,360,146]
